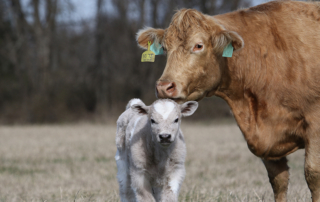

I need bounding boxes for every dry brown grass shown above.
[0,122,310,202]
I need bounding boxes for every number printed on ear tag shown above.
[141,41,155,62]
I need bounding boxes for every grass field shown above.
[0,122,311,202]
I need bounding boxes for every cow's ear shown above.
[136,27,165,49]
[180,101,198,117]
[212,30,244,53]
[131,104,149,115]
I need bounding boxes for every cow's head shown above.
[136,9,244,102]
[131,99,198,147]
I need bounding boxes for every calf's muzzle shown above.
[159,134,172,143]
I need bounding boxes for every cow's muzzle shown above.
[156,81,177,98]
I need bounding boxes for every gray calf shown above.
[115,99,198,202]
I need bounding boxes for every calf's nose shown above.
[159,134,171,142]
[156,81,177,98]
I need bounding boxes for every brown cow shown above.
[136,1,320,202]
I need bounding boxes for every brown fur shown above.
[263,157,290,202]
[136,1,320,201]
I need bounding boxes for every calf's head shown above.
[132,99,198,146]
[136,9,244,102]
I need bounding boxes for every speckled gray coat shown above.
[115,98,198,202]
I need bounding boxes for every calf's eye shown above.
[151,119,156,124]
[174,118,179,123]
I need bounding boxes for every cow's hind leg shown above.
[305,139,320,202]
[262,157,289,202]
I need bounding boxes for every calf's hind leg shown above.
[262,157,289,202]
[115,151,135,202]
[305,138,320,202]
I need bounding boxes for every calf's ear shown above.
[136,27,165,49]
[180,101,198,117]
[126,98,145,110]
[131,104,149,115]
[212,30,244,53]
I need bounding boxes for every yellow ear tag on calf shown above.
[141,41,155,62]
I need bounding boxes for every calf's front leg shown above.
[130,169,156,202]
[158,167,185,202]
[262,157,289,202]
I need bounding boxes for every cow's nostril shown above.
[156,81,177,98]
[166,82,175,93]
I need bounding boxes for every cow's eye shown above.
[174,118,179,123]
[193,43,204,52]
[151,119,156,124]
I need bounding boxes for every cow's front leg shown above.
[130,169,156,202]
[262,157,289,202]
[305,138,320,202]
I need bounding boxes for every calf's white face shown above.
[132,99,198,146]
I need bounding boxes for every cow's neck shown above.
[214,53,276,158]
[211,14,272,157]
[214,54,305,160]
[215,59,255,132]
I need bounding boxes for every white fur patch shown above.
[115,150,120,161]
[169,169,185,195]
[130,117,141,141]
[154,102,175,120]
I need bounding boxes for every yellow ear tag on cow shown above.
[141,41,155,62]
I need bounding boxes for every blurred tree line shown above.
[0,0,254,124]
